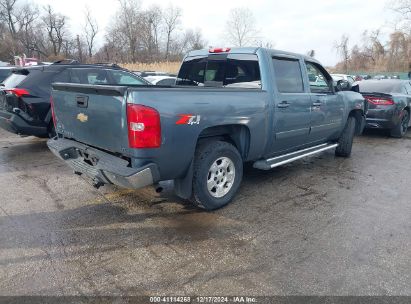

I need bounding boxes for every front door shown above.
[304,61,343,142]
[270,57,312,154]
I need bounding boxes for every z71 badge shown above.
[176,114,201,125]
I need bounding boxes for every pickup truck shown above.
[47,47,366,210]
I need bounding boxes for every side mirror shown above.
[335,79,351,91]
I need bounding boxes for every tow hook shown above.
[93,179,104,189]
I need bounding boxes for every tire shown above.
[390,109,409,138]
[335,116,356,157]
[190,140,243,210]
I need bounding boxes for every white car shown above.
[144,75,177,86]
[331,74,356,85]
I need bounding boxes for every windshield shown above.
[357,81,403,94]
[176,54,261,89]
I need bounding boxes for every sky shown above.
[32,0,396,66]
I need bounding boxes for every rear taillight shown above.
[5,88,30,97]
[50,96,57,128]
[364,96,394,105]
[127,104,161,148]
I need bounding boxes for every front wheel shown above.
[390,110,409,138]
[191,141,243,210]
[335,116,356,157]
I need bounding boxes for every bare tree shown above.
[257,40,275,49]
[0,0,17,36]
[334,35,350,73]
[184,28,206,51]
[83,6,98,58]
[392,0,411,20]
[110,0,143,62]
[224,7,260,47]
[163,4,182,60]
[42,5,68,56]
[139,5,162,61]
[17,3,43,55]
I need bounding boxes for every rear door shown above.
[270,56,312,153]
[304,61,343,142]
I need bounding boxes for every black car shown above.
[0,66,14,83]
[0,62,150,138]
[356,79,411,138]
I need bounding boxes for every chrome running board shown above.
[253,143,339,170]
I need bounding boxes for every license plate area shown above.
[60,147,100,166]
[78,149,99,166]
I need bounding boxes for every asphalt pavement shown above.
[0,128,410,296]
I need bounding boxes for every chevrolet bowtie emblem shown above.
[77,113,88,123]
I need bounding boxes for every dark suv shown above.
[0,62,150,138]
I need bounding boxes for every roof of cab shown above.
[185,47,322,65]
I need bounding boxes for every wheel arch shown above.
[349,109,365,135]
[196,124,251,160]
[174,124,250,200]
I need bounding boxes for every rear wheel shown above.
[191,140,243,210]
[335,116,356,157]
[390,110,409,138]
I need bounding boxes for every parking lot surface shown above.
[0,128,410,296]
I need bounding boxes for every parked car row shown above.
[0,47,409,211]
[331,73,402,82]
[133,71,177,85]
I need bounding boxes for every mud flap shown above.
[173,160,194,199]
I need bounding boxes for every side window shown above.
[54,70,70,83]
[272,57,304,93]
[305,62,332,93]
[110,70,146,85]
[69,69,108,85]
[18,70,55,94]
[405,82,411,95]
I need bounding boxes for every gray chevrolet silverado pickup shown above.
[47,47,366,210]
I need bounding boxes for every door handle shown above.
[312,101,322,107]
[277,101,290,108]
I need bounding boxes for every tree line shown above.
[0,0,208,64]
[0,0,274,65]
[334,0,411,73]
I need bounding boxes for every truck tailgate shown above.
[52,83,129,154]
